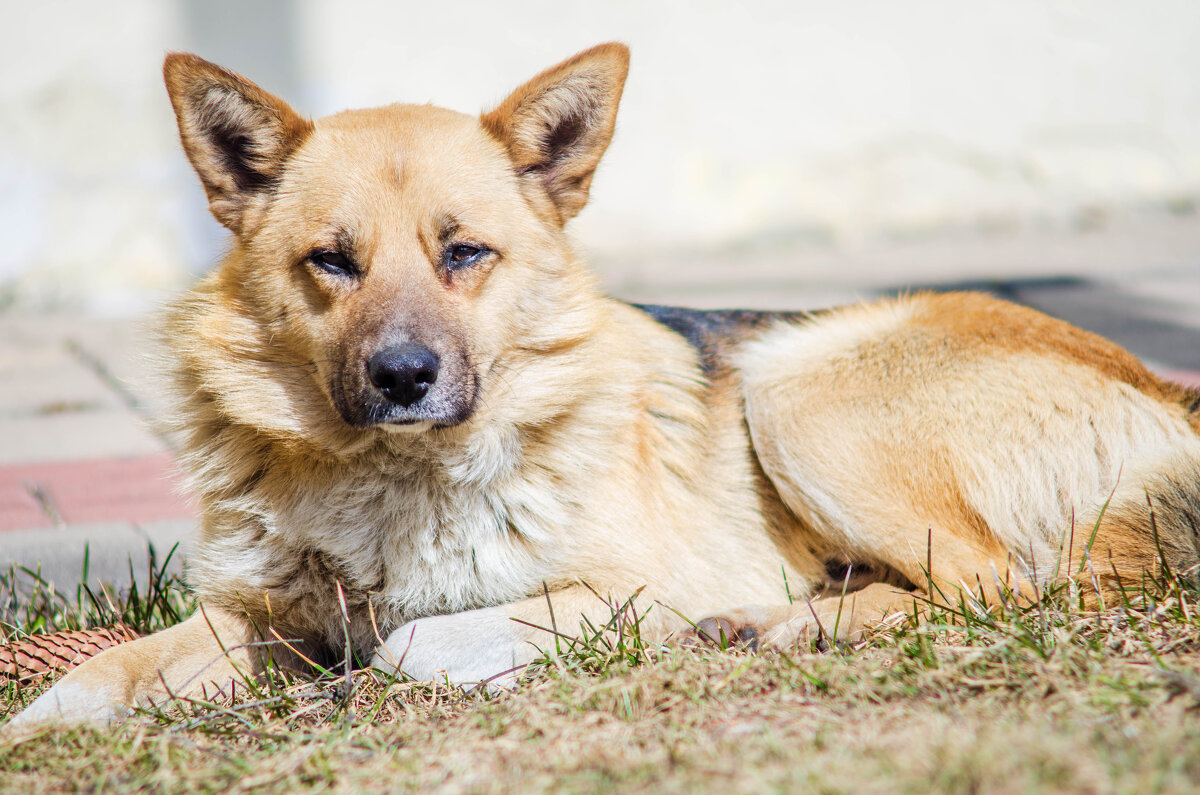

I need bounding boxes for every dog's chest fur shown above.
[186,429,577,653]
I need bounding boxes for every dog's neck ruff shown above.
[178,408,576,652]
[169,315,602,647]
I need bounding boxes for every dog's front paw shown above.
[372,608,532,689]
[5,679,132,738]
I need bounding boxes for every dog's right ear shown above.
[163,53,312,234]
[482,43,630,225]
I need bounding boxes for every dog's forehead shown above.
[302,104,512,186]
[267,103,528,251]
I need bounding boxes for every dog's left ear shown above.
[163,53,313,235]
[482,43,630,223]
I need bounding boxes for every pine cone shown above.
[0,625,140,682]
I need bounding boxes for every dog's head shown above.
[163,45,628,436]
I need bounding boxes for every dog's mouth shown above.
[333,388,477,431]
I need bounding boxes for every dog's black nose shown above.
[367,343,440,407]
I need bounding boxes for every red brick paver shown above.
[0,479,51,531]
[0,453,194,532]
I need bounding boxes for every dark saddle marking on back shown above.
[630,304,813,377]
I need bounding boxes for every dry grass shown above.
[2,548,1200,794]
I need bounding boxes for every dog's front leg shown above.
[373,585,648,688]
[7,606,263,731]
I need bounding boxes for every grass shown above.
[2,550,1200,794]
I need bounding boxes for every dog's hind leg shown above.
[686,307,1037,648]
[678,460,1200,651]
[690,444,1200,651]
[686,297,1200,651]
[675,522,1009,651]
[1059,445,1200,602]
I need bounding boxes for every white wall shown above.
[298,1,1200,252]
[3,0,1200,310]
[1,0,189,311]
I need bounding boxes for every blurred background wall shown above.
[4,0,1200,313]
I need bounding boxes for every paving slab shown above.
[66,317,176,423]
[0,519,193,598]
[0,312,171,424]
[0,409,167,466]
[0,479,51,532]
[0,453,193,531]
[0,345,123,416]
[599,215,1200,296]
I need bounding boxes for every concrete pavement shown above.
[3,226,1200,596]
[0,312,193,596]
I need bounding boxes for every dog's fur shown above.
[12,44,1200,727]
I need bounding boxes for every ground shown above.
[2,556,1199,794]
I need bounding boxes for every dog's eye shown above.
[308,250,356,277]
[444,244,488,271]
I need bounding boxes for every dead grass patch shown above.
[3,548,1199,793]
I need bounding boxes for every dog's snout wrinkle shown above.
[368,343,440,407]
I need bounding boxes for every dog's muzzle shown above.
[330,339,475,430]
[367,343,439,408]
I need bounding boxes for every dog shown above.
[12,43,1200,728]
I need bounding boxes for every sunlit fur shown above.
[12,45,1200,729]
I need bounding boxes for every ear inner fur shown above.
[163,53,313,234]
[481,42,630,224]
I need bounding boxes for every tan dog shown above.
[12,43,1200,727]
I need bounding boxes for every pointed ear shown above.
[163,53,313,234]
[481,43,629,224]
